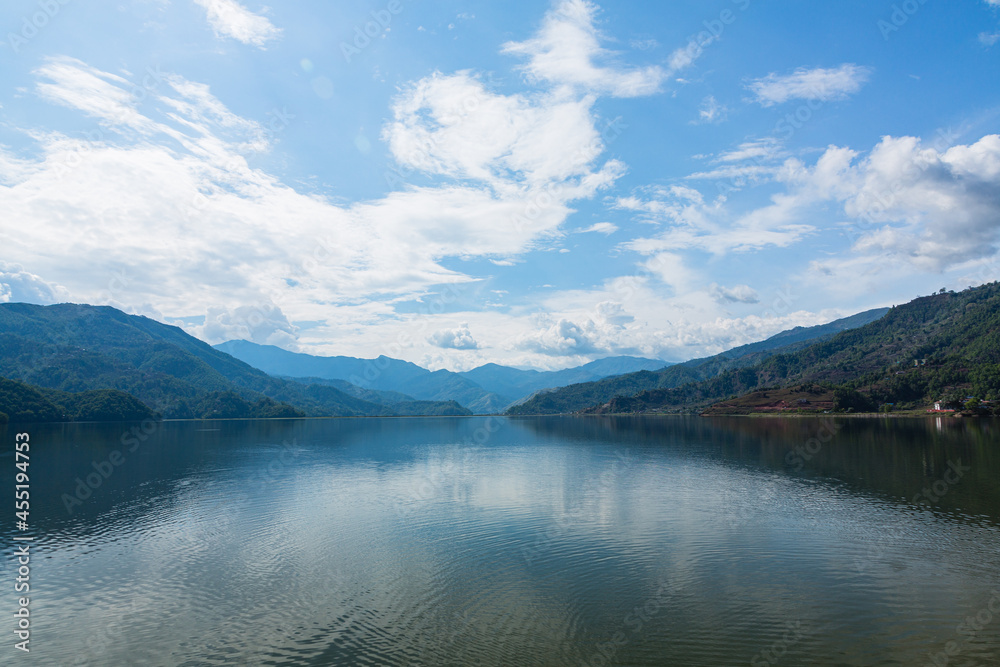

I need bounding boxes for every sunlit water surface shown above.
[2,416,999,666]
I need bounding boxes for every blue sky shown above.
[1,0,999,371]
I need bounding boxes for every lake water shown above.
[2,416,1000,666]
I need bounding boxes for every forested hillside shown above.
[583,284,1000,415]
[0,304,469,420]
[507,308,889,415]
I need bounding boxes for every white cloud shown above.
[193,303,299,348]
[748,64,872,106]
[1,52,636,367]
[710,283,760,304]
[630,38,659,51]
[501,0,666,97]
[836,133,1000,271]
[490,276,844,365]
[666,39,708,74]
[619,178,815,256]
[685,164,776,182]
[383,71,615,188]
[0,262,70,304]
[578,222,618,234]
[192,0,281,47]
[595,300,633,326]
[429,323,480,350]
[628,132,1000,287]
[696,95,727,124]
[512,318,601,356]
[35,57,158,135]
[980,31,1000,47]
[715,138,784,163]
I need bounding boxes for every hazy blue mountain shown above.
[217,341,668,412]
[215,340,510,413]
[279,376,417,405]
[458,356,669,400]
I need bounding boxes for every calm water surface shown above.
[2,416,999,666]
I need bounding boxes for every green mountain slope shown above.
[0,303,468,419]
[0,377,156,422]
[507,307,889,415]
[586,284,1000,414]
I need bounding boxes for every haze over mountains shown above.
[6,286,996,423]
[0,299,893,422]
[516,283,1000,416]
[508,308,891,415]
[215,340,669,413]
[0,303,467,421]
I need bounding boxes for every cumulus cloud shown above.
[628,132,1000,286]
[513,318,600,356]
[748,64,872,106]
[429,323,480,350]
[0,262,70,304]
[192,0,281,47]
[0,53,635,338]
[190,303,298,350]
[710,283,760,304]
[382,70,619,188]
[837,133,1000,271]
[193,303,299,348]
[595,300,633,325]
[501,0,666,97]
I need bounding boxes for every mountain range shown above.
[0,303,468,421]
[506,307,891,415]
[0,303,668,421]
[215,339,669,413]
[508,283,1000,416]
[6,285,993,423]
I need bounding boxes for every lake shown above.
[2,416,999,666]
